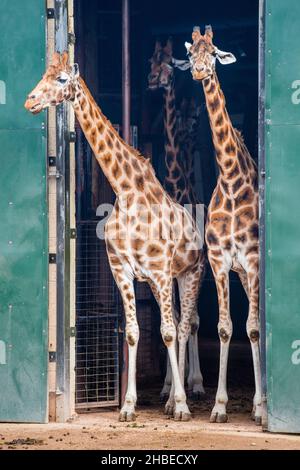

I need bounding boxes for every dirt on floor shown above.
[0,387,300,450]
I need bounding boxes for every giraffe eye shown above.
[57,76,68,85]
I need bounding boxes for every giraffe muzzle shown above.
[192,70,210,81]
[24,98,43,114]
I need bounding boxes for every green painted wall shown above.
[265,0,300,433]
[0,0,48,422]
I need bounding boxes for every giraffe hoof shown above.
[119,411,136,422]
[251,406,262,425]
[174,411,191,422]
[251,410,262,426]
[210,412,228,423]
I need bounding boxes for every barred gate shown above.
[75,221,121,409]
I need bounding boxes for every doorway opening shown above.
[73,0,259,418]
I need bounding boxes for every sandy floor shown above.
[1,388,300,450]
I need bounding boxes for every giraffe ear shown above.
[185,42,192,53]
[71,63,80,78]
[215,47,236,65]
[172,58,191,71]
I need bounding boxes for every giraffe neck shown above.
[182,116,197,190]
[163,85,181,197]
[202,72,249,177]
[163,86,197,205]
[72,78,155,197]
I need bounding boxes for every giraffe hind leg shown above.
[209,262,231,424]
[237,257,262,424]
[176,267,204,405]
[162,283,180,401]
[187,313,205,399]
[245,262,262,425]
[150,279,180,403]
[187,262,206,399]
[155,275,191,421]
[236,269,249,298]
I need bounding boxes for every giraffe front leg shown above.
[113,272,139,422]
[157,277,191,421]
[246,263,262,425]
[210,267,231,423]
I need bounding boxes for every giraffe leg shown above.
[245,263,262,425]
[187,260,206,398]
[160,284,180,401]
[160,357,172,401]
[155,275,191,421]
[210,264,231,423]
[112,272,139,422]
[237,269,250,298]
[149,279,178,404]
[187,333,195,396]
[177,268,203,402]
[187,312,205,398]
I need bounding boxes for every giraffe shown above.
[185,26,261,424]
[178,97,202,195]
[148,38,197,205]
[148,39,206,399]
[25,51,205,422]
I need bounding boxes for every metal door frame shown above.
[258,0,268,430]
[54,0,76,422]
[52,0,270,424]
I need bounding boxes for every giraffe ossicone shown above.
[25,51,205,422]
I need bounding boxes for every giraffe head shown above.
[24,52,79,114]
[148,38,190,91]
[185,25,236,81]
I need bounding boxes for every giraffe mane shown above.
[79,78,158,180]
[45,65,60,79]
[233,128,257,169]
[233,129,245,144]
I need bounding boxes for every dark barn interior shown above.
[73,0,259,414]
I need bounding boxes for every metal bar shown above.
[121,0,131,407]
[55,0,71,423]
[122,0,131,143]
[76,400,119,410]
[258,0,267,430]
[74,220,120,409]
